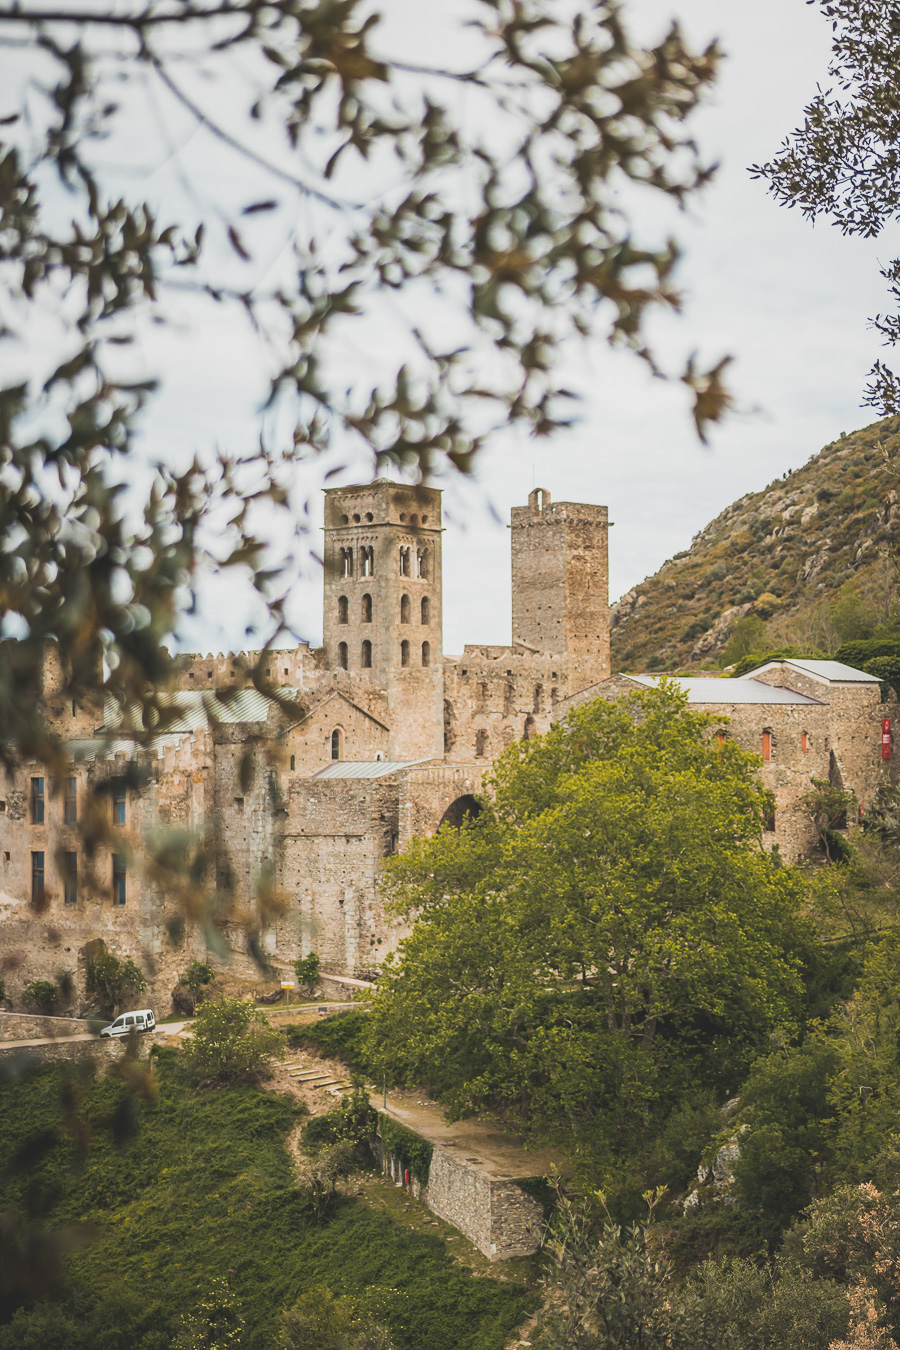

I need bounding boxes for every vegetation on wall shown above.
[378,1117,434,1187]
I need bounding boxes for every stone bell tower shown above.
[510,487,610,690]
[323,480,444,760]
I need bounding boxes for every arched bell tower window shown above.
[399,547,411,577]
[340,547,353,579]
[361,639,372,668]
[361,546,375,577]
[400,594,411,624]
[331,729,343,760]
[421,596,430,625]
[533,683,543,713]
[422,641,431,667]
[401,640,410,667]
[338,642,348,670]
[337,595,348,624]
[417,549,429,580]
[362,593,372,623]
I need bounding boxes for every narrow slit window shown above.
[112,854,126,906]
[340,548,353,579]
[31,851,44,906]
[338,642,348,670]
[290,754,296,771]
[63,776,77,824]
[31,777,44,825]
[475,729,487,757]
[113,782,126,826]
[362,593,373,623]
[361,639,372,668]
[421,641,431,667]
[761,730,772,762]
[361,546,375,577]
[331,729,342,760]
[421,596,430,625]
[63,851,77,906]
[801,731,809,754]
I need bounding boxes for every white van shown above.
[100,1009,156,1038]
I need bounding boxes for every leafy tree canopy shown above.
[0,0,727,776]
[183,995,285,1083]
[364,682,810,1165]
[752,0,900,415]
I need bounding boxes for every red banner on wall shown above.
[883,718,892,760]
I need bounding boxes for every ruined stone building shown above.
[0,480,893,1010]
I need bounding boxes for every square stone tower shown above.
[510,488,610,690]
[323,480,444,760]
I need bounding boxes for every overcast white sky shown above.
[4,0,892,656]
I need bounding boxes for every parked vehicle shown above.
[100,1009,156,1038]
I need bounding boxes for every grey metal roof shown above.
[313,759,431,780]
[761,658,881,684]
[630,676,822,705]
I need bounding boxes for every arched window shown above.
[361,639,372,668]
[422,641,431,667]
[331,729,342,760]
[421,596,430,625]
[401,640,410,667]
[761,729,772,762]
[801,731,809,753]
[523,715,536,740]
[399,547,411,577]
[400,594,411,624]
[362,593,372,623]
[475,729,487,757]
[338,642,348,670]
[417,549,429,580]
[361,546,375,577]
[337,595,348,624]
[533,684,543,713]
[340,547,353,579]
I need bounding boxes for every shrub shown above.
[278,1286,395,1350]
[285,1011,372,1074]
[22,980,57,1014]
[179,961,216,996]
[297,1142,358,1222]
[172,1276,245,1350]
[378,1115,432,1185]
[184,997,285,1084]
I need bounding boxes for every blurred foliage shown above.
[752,0,900,418]
[0,0,727,788]
[178,961,216,997]
[21,981,58,1015]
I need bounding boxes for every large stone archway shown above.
[438,794,483,830]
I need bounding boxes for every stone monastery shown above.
[0,480,893,1009]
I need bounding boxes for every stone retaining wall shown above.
[0,1012,96,1042]
[374,1129,544,1261]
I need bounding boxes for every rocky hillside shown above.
[610,417,900,672]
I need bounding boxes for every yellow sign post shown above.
[280,980,296,1008]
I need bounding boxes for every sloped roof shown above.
[748,658,881,685]
[629,675,822,705]
[313,760,431,780]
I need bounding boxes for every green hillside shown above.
[610,417,900,672]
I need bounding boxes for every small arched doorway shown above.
[439,795,483,830]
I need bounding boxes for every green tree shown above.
[0,0,727,781]
[752,0,900,415]
[293,952,321,994]
[179,961,215,996]
[85,943,147,1018]
[365,683,810,1166]
[183,995,284,1084]
[172,1277,245,1350]
[722,614,767,666]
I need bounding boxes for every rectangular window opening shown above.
[31,777,44,824]
[31,851,44,905]
[112,854,126,906]
[63,851,78,905]
[64,776,77,824]
[113,781,126,826]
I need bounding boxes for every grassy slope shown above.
[0,1055,534,1350]
[610,416,900,671]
